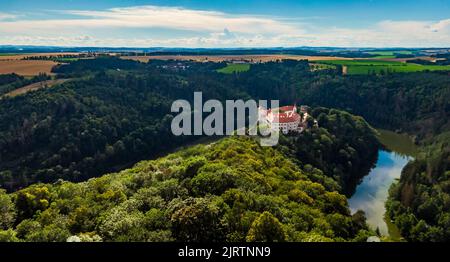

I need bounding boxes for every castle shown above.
[258,105,310,134]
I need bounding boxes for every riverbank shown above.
[348,129,417,240]
[376,129,418,157]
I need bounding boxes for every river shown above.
[348,130,417,238]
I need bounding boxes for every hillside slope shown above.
[0,133,377,242]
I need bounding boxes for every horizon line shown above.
[1,45,450,50]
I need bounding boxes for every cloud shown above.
[0,5,449,47]
[0,12,17,21]
[0,5,300,35]
[316,19,450,47]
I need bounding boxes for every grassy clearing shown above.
[317,60,450,75]
[310,63,336,71]
[217,63,250,74]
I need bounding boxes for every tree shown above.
[170,197,227,242]
[190,164,235,196]
[0,189,16,229]
[14,186,51,220]
[246,211,286,242]
[0,229,19,242]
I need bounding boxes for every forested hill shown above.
[296,72,450,140]
[0,59,232,190]
[0,57,448,242]
[0,132,377,242]
[0,57,447,192]
[386,132,450,241]
[281,107,379,195]
[232,63,449,140]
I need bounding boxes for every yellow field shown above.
[0,60,58,76]
[0,52,80,61]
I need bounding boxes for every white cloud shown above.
[0,5,301,35]
[0,5,449,47]
[315,19,450,47]
[0,12,17,21]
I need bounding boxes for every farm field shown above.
[0,53,20,56]
[364,50,414,59]
[52,57,82,62]
[0,52,80,60]
[316,60,450,75]
[367,50,413,55]
[1,78,71,98]
[0,60,58,76]
[121,54,354,63]
[382,56,445,63]
[217,63,250,74]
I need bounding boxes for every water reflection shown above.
[348,150,410,235]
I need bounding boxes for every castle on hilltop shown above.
[258,104,313,134]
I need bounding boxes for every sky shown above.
[0,0,449,48]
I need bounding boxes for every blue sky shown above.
[0,0,449,47]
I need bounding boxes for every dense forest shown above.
[0,108,378,241]
[0,57,449,242]
[280,107,379,195]
[222,60,450,241]
[386,132,450,241]
[0,73,50,96]
[0,58,232,190]
[228,61,450,139]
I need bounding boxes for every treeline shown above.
[22,53,95,61]
[51,56,145,77]
[0,74,22,86]
[0,134,375,242]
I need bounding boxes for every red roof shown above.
[278,105,296,112]
[271,112,300,123]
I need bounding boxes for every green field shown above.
[317,60,450,75]
[0,53,19,56]
[366,51,413,59]
[367,50,413,56]
[371,55,396,59]
[217,63,250,74]
[53,58,80,62]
